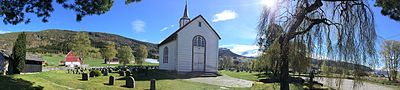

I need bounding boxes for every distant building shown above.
[23,54,44,73]
[65,51,82,67]
[0,51,10,75]
[158,2,220,73]
[104,58,119,64]
[1,52,44,73]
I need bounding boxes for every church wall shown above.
[177,17,219,72]
[158,40,177,71]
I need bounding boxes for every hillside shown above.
[218,48,245,58]
[0,29,158,58]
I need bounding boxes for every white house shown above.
[158,2,221,73]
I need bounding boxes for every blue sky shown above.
[0,0,399,57]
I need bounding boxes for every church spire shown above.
[179,0,190,27]
[183,0,189,18]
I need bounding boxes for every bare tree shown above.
[381,40,400,81]
[257,0,376,89]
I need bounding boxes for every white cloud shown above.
[0,30,11,34]
[132,20,146,32]
[212,10,238,22]
[160,27,169,31]
[160,25,175,31]
[220,44,260,57]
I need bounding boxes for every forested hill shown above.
[0,29,158,57]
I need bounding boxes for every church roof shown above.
[159,15,221,47]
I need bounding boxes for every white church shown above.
[158,2,220,73]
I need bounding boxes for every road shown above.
[312,77,393,90]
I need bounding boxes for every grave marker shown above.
[126,76,135,88]
[150,79,156,90]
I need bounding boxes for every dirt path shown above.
[313,77,393,90]
[184,75,254,88]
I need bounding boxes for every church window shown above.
[193,35,206,47]
[163,47,168,63]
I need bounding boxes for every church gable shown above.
[183,15,221,40]
[159,15,220,47]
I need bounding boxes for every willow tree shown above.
[257,0,376,89]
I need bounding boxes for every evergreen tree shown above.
[118,46,134,67]
[375,0,400,21]
[10,32,27,74]
[0,0,141,25]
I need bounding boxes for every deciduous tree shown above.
[118,46,134,67]
[71,32,92,61]
[101,42,117,65]
[381,40,400,81]
[135,45,147,66]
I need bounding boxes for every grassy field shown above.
[0,70,309,90]
[4,70,241,90]
[41,53,159,67]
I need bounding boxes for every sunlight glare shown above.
[261,0,276,8]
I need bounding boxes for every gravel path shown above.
[313,77,393,90]
[184,75,254,88]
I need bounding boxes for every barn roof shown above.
[26,54,44,62]
[158,15,221,47]
[65,51,81,62]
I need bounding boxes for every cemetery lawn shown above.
[41,53,158,67]
[9,70,247,90]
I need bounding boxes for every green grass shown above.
[8,70,236,90]
[41,53,159,67]
[219,70,264,81]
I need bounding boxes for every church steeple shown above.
[183,1,189,19]
[179,0,190,27]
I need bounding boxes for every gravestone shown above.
[125,71,131,77]
[119,70,125,76]
[150,79,156,90]
[108,69,112,73]
[126,76,135,88]
[82,73,89,81]
[103,70,109,76]
[89,71,96,77]
[109,76,114,85]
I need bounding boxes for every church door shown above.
[192,35,206,72]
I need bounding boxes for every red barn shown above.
[65,51,81,67]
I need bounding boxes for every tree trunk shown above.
[279,37,290,90]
